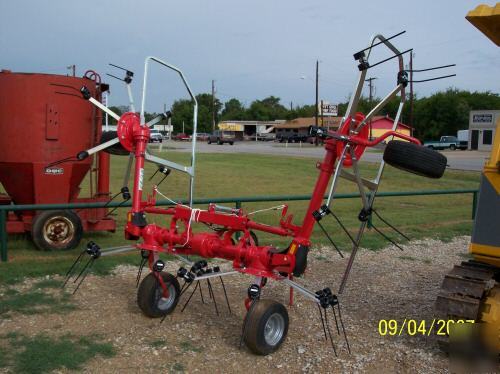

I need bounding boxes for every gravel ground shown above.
[0,236,474,373]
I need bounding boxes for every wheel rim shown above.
[264,313,285,346]
[42,216,75,247]
[155,283,176,311]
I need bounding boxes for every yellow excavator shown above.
[435,3,500,353]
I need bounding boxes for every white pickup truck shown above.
[423,135,467,150]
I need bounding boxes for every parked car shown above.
[149,129,163,143]
[208,130,235,145]
[256,133,276,141]
[277,133,309,143]
[172,133,191,141]
[423,136,466,150]
[196,132,210,141]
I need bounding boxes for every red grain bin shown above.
[0,70,115,250]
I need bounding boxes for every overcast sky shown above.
[1,0,498,113]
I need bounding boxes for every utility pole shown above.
[315,60,319,127]
[320,99,324,127]
[409,52,414,137]
[365,77,377,140]
[365,77,377,103]
[212,80,216,133]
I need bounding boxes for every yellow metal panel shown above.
[466,3,500,46]
[371,128,410,141]
[481,119,499,193]
[484,119,500,174]
[469,243,500,265]
[218,123,244,131]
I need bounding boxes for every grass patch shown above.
[179,340,202,353]
[172,362,185,373]
[33,278,63,289]
[150,339,166,348]
[0,333,115,373]
[0,346,7,368]
[0,287,76,317]
[0,152,479,284]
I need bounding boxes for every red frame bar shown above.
[117,112,423,278]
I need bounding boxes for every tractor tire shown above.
[243,299,289,355]
[383,140,447,179]
[31,210,83,251]
[100,131,129,156]
[137,272,180,318]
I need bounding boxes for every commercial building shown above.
[368,115,412,141]
[218,120,283,140]
[468,110,499,151]
[274,117,342,139]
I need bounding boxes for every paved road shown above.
[153,140,488,171]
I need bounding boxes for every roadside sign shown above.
[219,123,244,131]
[319,101,338,116]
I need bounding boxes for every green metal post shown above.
[235,201,242,240]
[0,210,7,262]
[472,191,478,220]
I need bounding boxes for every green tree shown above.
[412,89,500,140]
[286,104,316,120]
[246,96,288,121]
[221,98,246,120]
[170,93,222,134]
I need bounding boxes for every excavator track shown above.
[435,260,499,351]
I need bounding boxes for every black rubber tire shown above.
[31,210,82,251]
[427,145,434,150]
[383,140,447,179]
[137,272,180,318]
[217,139,222,145]
[293,245,309,277]
[208,139,212,144]
[450,144,456,150]
[100,131,129,156]
[250,231,259,246]
[229,142,234,145]
[243,299,289,355]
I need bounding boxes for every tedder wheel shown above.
[383,140,447,179]
[31,210,83,251]
[137,272,180,318]
[243,299,289,355]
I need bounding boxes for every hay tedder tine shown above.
[62,248,86,288]
[283,278,350,355]
[219,277,232,314]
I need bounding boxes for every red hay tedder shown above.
[62,32,453,355]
